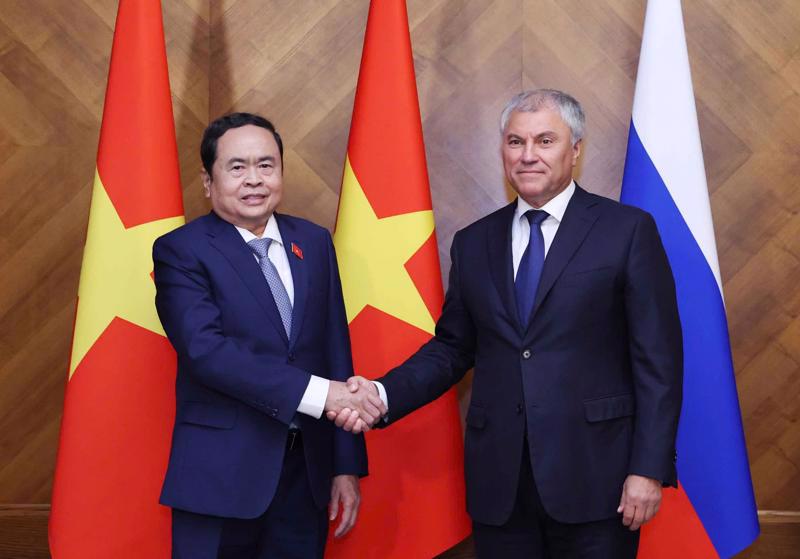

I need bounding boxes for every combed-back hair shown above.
[200,112,283,174]
[499,89,585,145]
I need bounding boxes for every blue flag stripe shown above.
[621,123,759,558]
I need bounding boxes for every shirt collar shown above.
[234,214,283,245]
[514,180,576,224]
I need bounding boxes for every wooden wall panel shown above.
[0,0,105,503]
[0,0,206,503]
[692,0,800,513]
[0,0,798,555]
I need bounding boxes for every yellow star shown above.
[333,156,436,335]
[68,171,184,378]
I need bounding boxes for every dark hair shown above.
[200,112,284,174]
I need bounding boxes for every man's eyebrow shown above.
[506,129,560,138]
[224,155,276,166]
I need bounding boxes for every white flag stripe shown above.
[631,0,722,292]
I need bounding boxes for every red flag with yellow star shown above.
[49,1,184,556]
[329,1,471,557]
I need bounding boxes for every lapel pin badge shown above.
[291,242,303,260]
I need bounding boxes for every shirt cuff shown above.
[297,375,330,419]
[373,381,389,410]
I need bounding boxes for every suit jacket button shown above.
[516,404,523,415]
[522,349,532,359]
[288,352,295,362]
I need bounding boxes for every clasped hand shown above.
[324,377,385,434]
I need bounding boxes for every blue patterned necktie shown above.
[248,238,292,338]
[515,209,549,326]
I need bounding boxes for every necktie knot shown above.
[248,237,272,259]
[525,209,549,227]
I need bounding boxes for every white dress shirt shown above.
[235,216,329,419]
[373,181,577,413]
[512,180,575,277]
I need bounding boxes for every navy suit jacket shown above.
[378,186,682,525]
[153,211,367,519]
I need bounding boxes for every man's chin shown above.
[514,184,547,200]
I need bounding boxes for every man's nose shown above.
[521,141,538,163]
[244,165,262,185]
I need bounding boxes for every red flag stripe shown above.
[96,0,183,228]
[347,0,433,218]
[639,486,719,558]
[50,320,175,557]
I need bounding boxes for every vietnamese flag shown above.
[49,1,184,557]
[329,1,471,557]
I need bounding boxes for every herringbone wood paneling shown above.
[0,1,798,556]
[0,0,208,504]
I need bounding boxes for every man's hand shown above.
[617,474,662,531]
[324,380,385,433]
[325,376,385,432]
[329,475,360,538]
[345,375,373,394]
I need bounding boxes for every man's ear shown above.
[572,139,582,165]
[201,168,211,198]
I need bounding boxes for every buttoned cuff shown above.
[297,375,330,419]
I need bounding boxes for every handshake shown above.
[324,376,386,434]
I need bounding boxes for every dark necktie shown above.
[248,237,293,338]
[515,209,549,326]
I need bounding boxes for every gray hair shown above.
[499,89,585,145]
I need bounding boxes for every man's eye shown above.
[259,163,273,169]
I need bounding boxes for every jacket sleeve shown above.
[378,230,476,423]
[153,234,310,426]
[623,212,683,486]
[322,231,369,476]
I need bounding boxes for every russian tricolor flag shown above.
[620,1,760,557]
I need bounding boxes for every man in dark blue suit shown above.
[153,113,384,559]
[333,90,683,558]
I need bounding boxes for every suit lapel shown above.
[206,212,290,345]
[487,202,521,333]
[276,214,308,350]
[530,185,600,321]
